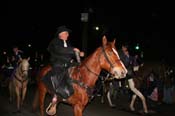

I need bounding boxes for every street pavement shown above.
[0,83,175,116]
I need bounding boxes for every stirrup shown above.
[46,102,57,116]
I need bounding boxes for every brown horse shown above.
[9,58,30,112]
[32,36,128,116]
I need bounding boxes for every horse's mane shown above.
[81,41,114,65]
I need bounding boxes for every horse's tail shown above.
[32,86,39,112]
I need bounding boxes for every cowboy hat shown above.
[56,25,72,35]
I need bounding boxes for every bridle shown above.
[101,46,121,72]
[84,46,121,77]
[70,46,123,98]
[14,61,29,84]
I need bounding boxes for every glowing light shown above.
[28,44,31,47]
[135,44,140,50]
[95,26,99,31]
[3,51,6,55]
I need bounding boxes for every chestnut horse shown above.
[32,36,127,116]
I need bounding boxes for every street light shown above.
[135,45,139,50]
[95,26,99,31]
[81,13,88,22]
[135,44,140,50]
[28,44,31,48]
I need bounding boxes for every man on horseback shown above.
[42,25,84,114]
[10,46,24,80]
[11,46,24,68]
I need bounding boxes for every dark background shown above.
[3,1,174,64]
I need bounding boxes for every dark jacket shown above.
[47,38,75,66]
[118,50,133,68]
[11,51,23,68]
[118,50,134,76]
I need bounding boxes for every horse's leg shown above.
[107,82,115,107]
[32,88,39,112]
[38,83,47,116]
[129,94,137,111]
[73,104,84,116]
[15,86,21,111]
[9,81,13,103]
[100,80,105,104]
[107,90,116,107]
[128,79,148,113]
[101,94,104,104]
[21,83,27,106]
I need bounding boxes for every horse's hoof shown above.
[9,99,12,104]
[109,104,116,108]
[141,112,151,116]
[89,96,95,102]
[12,109,21,114]
[101,100,104,104]
[17,110,21,113]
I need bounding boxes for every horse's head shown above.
[19,57,30,77]
[99,36,127,79]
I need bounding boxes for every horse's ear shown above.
[112,39,116,46]
[27,57,30,61]
[102,35,108,46]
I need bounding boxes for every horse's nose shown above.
[121,71,124,75]
[121,70,127,77]
[123,68,128,75]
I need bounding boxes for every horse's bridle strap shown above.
[83,47,116,78]
[84,63,99,77]
[102,47,114,68]
[14,74,28,83]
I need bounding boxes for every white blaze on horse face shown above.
[21,60,29,77]
[112,48,128,78]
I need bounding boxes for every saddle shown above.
[51,69,74,99]
[42,66,74,99]
[44,67,74,116]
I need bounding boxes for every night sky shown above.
[4,1,173,63]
